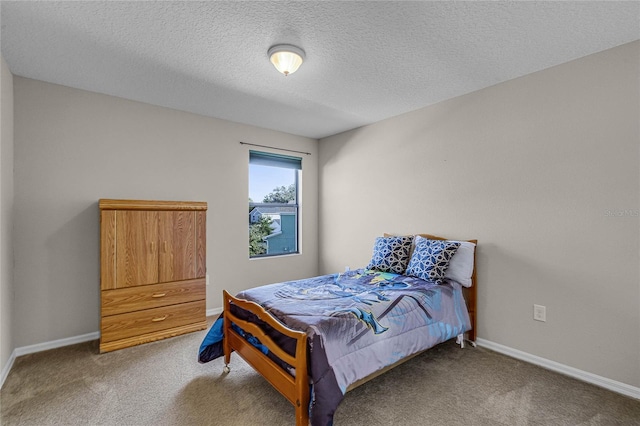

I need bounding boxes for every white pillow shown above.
[444,241,476,287]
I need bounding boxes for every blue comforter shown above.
[199,268,471,425]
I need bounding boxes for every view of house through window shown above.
[249,151,301,258]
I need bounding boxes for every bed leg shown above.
[295,404,309,426]
[457,333,477,348]
[222,339,231,373]
[222,290,232,373]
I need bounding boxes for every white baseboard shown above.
[206,307,222,317]
[0,309,223,388]
[14,331,100,357]
[476,338,640,400]
[0,350,16,390]
[1,331,99,389]
[1,310,224,390]
[7,324,634,401]
[0,308,222,389]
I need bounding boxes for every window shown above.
[249,151,301,258]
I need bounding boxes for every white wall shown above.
[318,41,640,387]
[0,56,15,375]
[13,78,318,347]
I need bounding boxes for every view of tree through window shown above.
[249,151,301,257]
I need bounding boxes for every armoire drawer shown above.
[101,300,205,343]
[101,278,205,317]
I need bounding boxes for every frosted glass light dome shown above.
[268,44,305,76]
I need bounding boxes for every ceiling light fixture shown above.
[268,44,305,76]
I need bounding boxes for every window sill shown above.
[249,252,301,261]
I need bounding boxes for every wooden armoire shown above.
[99,199,207,353]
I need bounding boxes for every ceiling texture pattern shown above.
[1,1,639,139]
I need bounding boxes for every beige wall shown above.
[319,41,640,387]
[1,56,15,372]
[12,78,318,347]
[6,40,639,391]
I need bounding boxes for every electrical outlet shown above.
[206,273,210,286]
[533,304,546,322]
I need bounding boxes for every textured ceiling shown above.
[1,1,639,139]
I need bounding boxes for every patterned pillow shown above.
[405,236,460,283]
[366,236,413,274]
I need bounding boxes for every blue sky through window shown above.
[249,164,296,203]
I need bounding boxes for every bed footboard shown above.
[222,290,310,426]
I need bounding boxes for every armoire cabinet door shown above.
[116,210,160,287]
[158,211,197,283]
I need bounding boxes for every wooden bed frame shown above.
[222,235,477,426]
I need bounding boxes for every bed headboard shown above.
[384,233,477,342]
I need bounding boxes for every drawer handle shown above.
[152,316,167,322]
[151,293,166,298]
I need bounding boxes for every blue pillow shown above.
[405,236,460,283]
[366,236,413,274]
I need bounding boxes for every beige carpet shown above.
[1,324,639,425]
